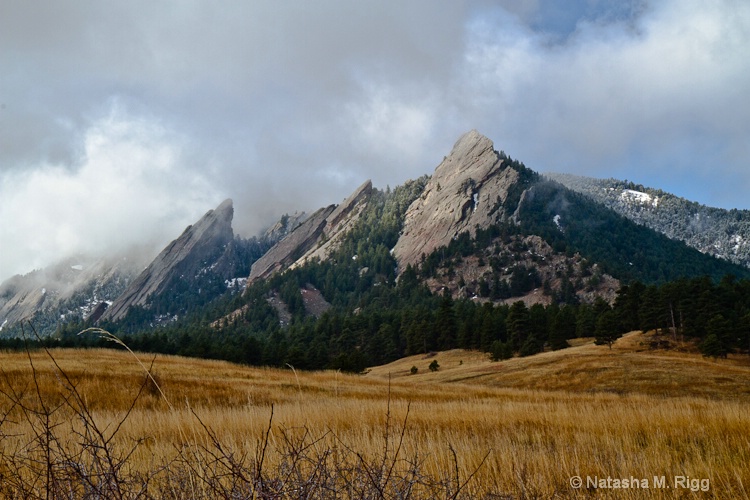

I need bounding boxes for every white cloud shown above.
[1,0,749,281]
[0,103,221,279]
[461,0,750,187]
[350,85,435,164]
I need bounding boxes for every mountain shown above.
[392,131,747,306]
[0,252,146,338]
[545,173,750,269]
[5,130,750,357]
[248,180,373,283]
[99,199,270,326]
[393,130,524,273]
[177,130,746,371]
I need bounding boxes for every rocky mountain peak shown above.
[248,180,373,283]
[99,199,235,323]
[393,130,521,273]
[263,212,309,242]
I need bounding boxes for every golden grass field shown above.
[1,331,749,498]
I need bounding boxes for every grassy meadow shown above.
[0,332,748,498]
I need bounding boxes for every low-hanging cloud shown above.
[1,104,221,276]
[1,0,749,282]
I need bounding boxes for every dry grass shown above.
[368,332,750,401]
[0,332,748,498]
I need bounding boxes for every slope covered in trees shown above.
[548,173,750,268]
[18,174,750,372]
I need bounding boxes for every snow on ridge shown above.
[553,214,563,231]
[225,277,248,290]
[732,234,745,253]
[621,189,659,208]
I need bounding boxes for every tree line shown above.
[6,170,749,369]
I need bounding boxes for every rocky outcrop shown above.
[248,206,336,283]
[248,180,373,283]
[0,278,48,328]
[263,212,309,243]
[392,130,521,273]
[0,254,145,337]
[290,180,372,269]
[100,199,235,323]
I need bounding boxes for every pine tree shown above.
[700,333,728,359]
[436,291,457,350]
[507,301,530,352]
[595,310,621,349]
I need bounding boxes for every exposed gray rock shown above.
[0,279,47,327]
[0,253,145,336]
[290,180,372,269]
[263,212,309,243]
[393,130,520,273]
[248,180,373,282]
[300,283,331,318]
[248,205,335,283]
[100,199,235,323]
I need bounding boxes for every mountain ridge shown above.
[248,179,373,283]
[3,130,749,340]
[546,172,750,268]
[100,199,237,323]
[0,252,148,337]
[393,130,524,273]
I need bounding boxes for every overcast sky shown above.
[2,0,749,282]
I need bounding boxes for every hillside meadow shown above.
[0,332,748,498]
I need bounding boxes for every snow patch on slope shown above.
[553,214,563,232]
[621,189,659,208]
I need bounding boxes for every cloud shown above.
[1,104,221,278]
[1,0,749,281]
[461,0,750,198]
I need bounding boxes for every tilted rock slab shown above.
[0,253,144,335]
[248,180,373,283]
[393,130,520,273]
[100,199,235,322]
[290,180,372,269]
[248,205,336,283]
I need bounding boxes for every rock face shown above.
[0,254,145,337]
[290,180,372,268]
[248,180,373,283]
[100,199,235,323]
[248,206,336,283]
[392,130,521,273]
[263,212,309,243]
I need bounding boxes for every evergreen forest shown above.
[7,170,750,370]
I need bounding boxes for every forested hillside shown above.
[547,173,750,268]
[6,132,750,371]
[30,170,750,371]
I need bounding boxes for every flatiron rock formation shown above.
[248,180,372,283]
[248,205,336,283]
[393,130,521,273]
[100,199,235,322]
